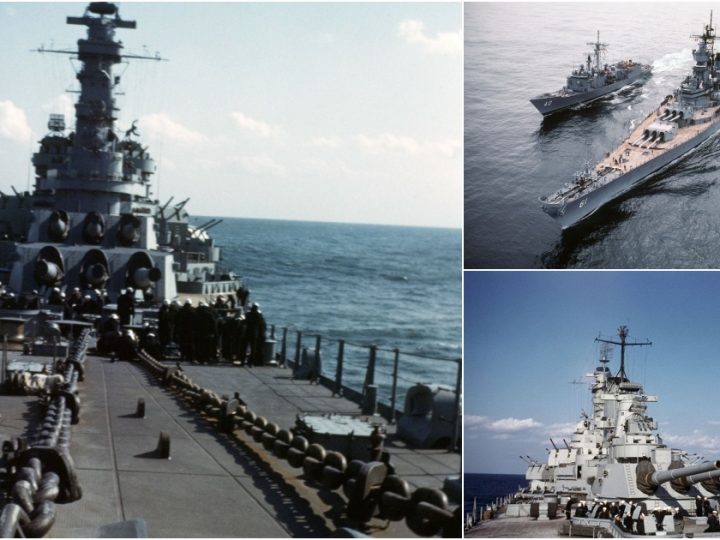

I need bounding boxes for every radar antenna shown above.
[595,325,651,381]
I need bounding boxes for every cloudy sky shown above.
[466,271,720,474]
[0,2,461,228]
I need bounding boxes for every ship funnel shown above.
[80,249,110,289]
[117,214,141,247]
[636,459,720,495]
[48,209,70,242]
[34,246,65,287]
[82,211,106,244]
[126,251,161,290]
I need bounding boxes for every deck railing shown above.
[268,323,461,447]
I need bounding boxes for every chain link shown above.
[0,329,89,538]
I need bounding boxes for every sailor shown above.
[116,329,139,362]
[704,497,712,517]
[117,287,135,325]
[158,299,172,352]
[706,510,720,532]
[652,507,669,531]
[696,495,704,516]
[244,303,267,366]
[618,501,626,517]
[610,501,619,517]
[193,301,217,364]
[220,311,240,362]
[599,504,611,519]
[565,498,573,520]
[177,299,195,361]
[574,501,583,517]
[637,513,646,535]
[48,286,64,305]
[623,512,634,533]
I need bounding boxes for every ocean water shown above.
[464,473,527,515]
[193,216,461,402]
[465,3,720,268]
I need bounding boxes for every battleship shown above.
[541,14,720,230]
[0,3,461,538]
[466,326,720,537]
[530,32,651,116]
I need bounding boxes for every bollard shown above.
[362,384,378,415]
[156,432,171,459]
[136,398,145,418]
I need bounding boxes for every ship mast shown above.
[587,30,608,71]
[595,325,651,381]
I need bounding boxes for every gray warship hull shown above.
[530,66,650,116]
[541,120,720,229]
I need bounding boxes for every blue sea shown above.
[464,473,527,515]
[193,216,461,404]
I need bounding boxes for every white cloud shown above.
[42,95,75,125]
[465,415,489,427]
[663,430,720,453]
[230,112,284,139]
[487,417,543,432]
[230,155,286,177]
[358,133,421,154]
[309,136,342,149]
[357,133,461,158]
[465,415,543,433]
[139,113,206,144]
[398,19,462,55]
[0,100,32,143]
[543,422,578,437]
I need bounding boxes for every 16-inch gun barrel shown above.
[651,461,720,485]
[637,460,720,494]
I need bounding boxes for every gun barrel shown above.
[688,468,720,485]
[651,460,720,485]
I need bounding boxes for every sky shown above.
[0,2,462,228]
[466,271,720,475]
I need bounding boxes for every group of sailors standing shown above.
[567,498,692,535]
[156,293,267,366]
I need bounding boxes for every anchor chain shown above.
[0,329,89,538]
[137,349,460,537]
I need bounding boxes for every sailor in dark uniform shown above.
[117,287,135,325]
[696,495,704,516]
[623,512,634,533]
[637,513,645,535]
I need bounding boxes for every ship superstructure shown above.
[530,31,651,116]
[541,14,720,229]
[2,2,240,301]
[523,326,720,512]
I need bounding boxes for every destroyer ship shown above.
[0,3,461,537]
[466,326,720,537]
[541,14,720,230]
[530,31,651,116]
